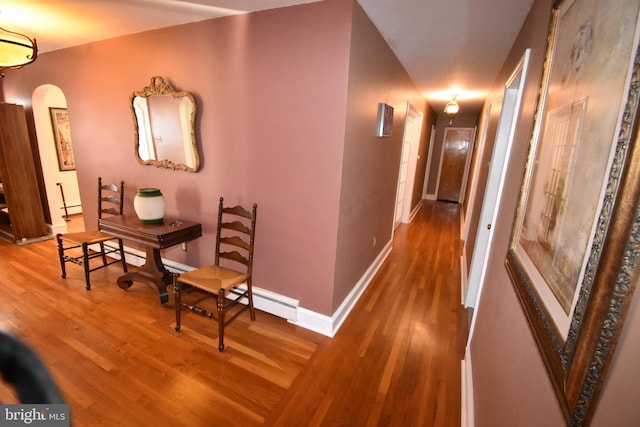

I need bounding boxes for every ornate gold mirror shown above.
[131,76,200,172]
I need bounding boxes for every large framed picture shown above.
[50,107,76,171]
[505,0,640,423]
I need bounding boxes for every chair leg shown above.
[56,234,67,279]
[99,242,108,266]
[247,280,256,321]
[174,275,182,332]
[82,242,91,290]
[217,289,226,352]
[118,239,128,273]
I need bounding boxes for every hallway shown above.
[267,199,468,425]
[0,200,467,426]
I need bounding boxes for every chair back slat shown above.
[220,235,251,251]
[101,183,120,193]
[221,220,251,235]
[101,206,120,216]
[218,250,250,267]
[222,205,252,219]
[101,194,120,206]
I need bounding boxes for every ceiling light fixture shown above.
[444,96,459,125]
[0,26,37,77]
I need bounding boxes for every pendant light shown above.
[0,26,37,77]
[444,96,459,125]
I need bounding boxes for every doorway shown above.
[32,85,82,235]
[465,49,531,313]
[436,127,476,203]
[394,103,423,229]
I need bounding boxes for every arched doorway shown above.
[32,84,81,235]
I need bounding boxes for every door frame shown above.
[422,125,437,199]
[462,105,493,243]
[464,49,531,315]
[393,102,423,231]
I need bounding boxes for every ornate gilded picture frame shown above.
[505,0,640,424]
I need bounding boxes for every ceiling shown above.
[0,0,534,113]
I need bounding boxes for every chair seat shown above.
[58,230,115,246]
[178,265,248,293]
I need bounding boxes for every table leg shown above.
[116,246,173,304]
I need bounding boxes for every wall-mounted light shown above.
[444,96,459,125]
[376,102,394,137]
[0,26,37,77]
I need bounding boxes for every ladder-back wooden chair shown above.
[174,197,258,352]
[56,177,127,290]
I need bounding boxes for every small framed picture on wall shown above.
[50,107,76,171]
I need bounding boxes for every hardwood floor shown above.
[0,201,467,426]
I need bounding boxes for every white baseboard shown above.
[462,346,475,427]
[63,205,82,216]
[14,234,53,245]
[460,251,468,306]
[291,240,392,337]
[101,239,392,338]
[48,208,83,236]
[425,193,437,200]
[48,222,68,236]
[291,308,334,337]
[408,200,423,223]
[460,208,465,238]
[251,287,299,321]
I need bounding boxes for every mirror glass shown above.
[131,76,200,172]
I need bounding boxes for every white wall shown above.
[32,84,81,234]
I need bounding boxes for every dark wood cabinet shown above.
[0,103,48,243]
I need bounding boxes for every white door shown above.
[422,125,437,199]
[465,49,531,310]
[394,104,423,228]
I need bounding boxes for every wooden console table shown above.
[99,214,202,304]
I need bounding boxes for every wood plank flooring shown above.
[0,201,466,426]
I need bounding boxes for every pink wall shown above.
[332,3,432,310]
[0,0,428,318]
[469,0,640,425]
[1,0,353,315]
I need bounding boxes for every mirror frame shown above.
[130,76,200,172]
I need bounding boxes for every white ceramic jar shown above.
[133,188,166,224]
